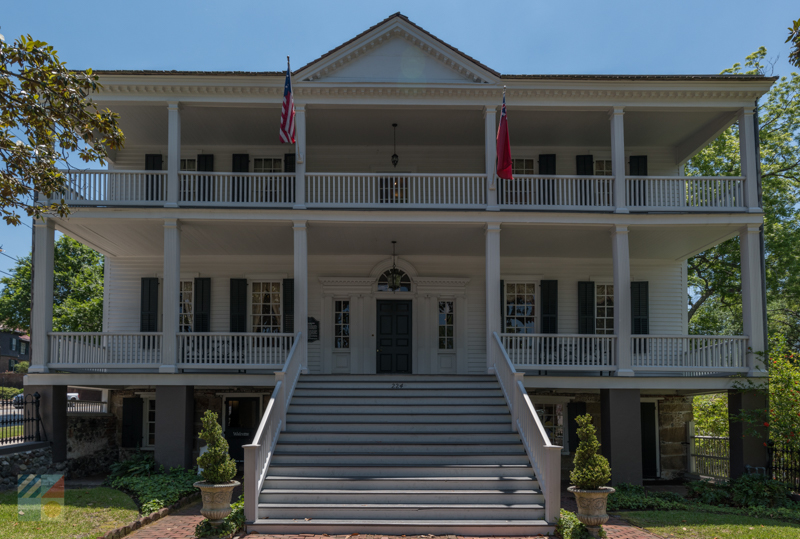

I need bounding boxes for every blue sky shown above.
[0,0,797,277]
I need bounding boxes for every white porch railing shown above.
[179,172,295,206]
[500,334,617,371]
[498,175,615,209]
[626,176,745,210]
[631,335,748,372]
[48,333,163,369]
[243,332,302,523]
[306,173,487,208]
[56,170,168,205]
[177,333,295,369]
[492,332,561,524]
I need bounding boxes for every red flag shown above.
[496,90,512,180]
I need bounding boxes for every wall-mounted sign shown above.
[307,317,320,342]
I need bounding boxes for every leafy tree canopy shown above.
[788,19,800,68]
[0,235,103,333]
[0,33,124,226]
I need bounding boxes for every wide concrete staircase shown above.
[248,374,553,535]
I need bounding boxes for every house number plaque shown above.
[307,317,320,343]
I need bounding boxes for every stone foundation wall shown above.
[67,414,117,459]
[0,445,119,491]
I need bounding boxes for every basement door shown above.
[376,300,412,374]
[641,402,659,479]
[224,396,260,463]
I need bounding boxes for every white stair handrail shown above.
[492,332,562,524]
[243,331,302,523]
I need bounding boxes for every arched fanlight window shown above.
[377,270,411,292]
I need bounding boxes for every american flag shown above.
[280,59,295,144]
[496,88,512,180]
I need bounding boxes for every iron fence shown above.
[687,421,730,480]
[768,441,800,489]
[0,393,43,446]
[67,401,108,413]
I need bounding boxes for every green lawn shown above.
[0,487,139,539]
[616,510,800,539]
[0,426,22,440]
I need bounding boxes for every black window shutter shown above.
[144,154,163,171]
[631,282,650,335]
[140,278,159,332]
[232,154,249,173]
[121,397,143,448]
[567,401,587,453]
[500,279,505,333]
[194,278,211,332]
[283,278,294,333]
[232,154,250,202]
[283,153,296,173]
[144,154,163,201]
[576,155,593,175]
[230,279,248,332]
[540,280,558,334]
[197,154,214,172]
[577,281,595,334]
[629,155,648,176]
[538,154,556,175]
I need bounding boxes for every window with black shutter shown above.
[577,281,595,334]
[193,154,214,203]
[144,154,163,201]
[232,154,250,202]
[628,156,648,206]
[283,278,294,334]
[194,278,211,332]
[540,280,558,334]
[576,155,593,206]
[230,279,248,332]
[121,397,143,448]
[538,154,556,205]
[283,154,296,203]
[631,281,649,353]
[140,278,159,332]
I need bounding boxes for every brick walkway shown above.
[124,501,205,539]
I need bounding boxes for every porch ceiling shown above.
[56,218,741,262]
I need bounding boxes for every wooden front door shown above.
[376,300,412,374]
[224,396,260,463]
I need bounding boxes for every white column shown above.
[610,107,627,213]
[738,108,760,212]
[294,105,307,209]
[293,220,308,372]
[485,106,499,211]
[485,223,501,372]
[741,225,766,375]
[29,219,55,374]
[166,102,181,207]
[160,219,181,373]
[612,225,633,376]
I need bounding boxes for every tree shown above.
[0,236,103,332]
[687,48,800,352]
[788,19,800,68]
[0,33,124,226]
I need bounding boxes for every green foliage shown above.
[0,386,22,399]
[692,393,729,436]
[788,19,800,68]
[109,451,158,479]
[686,479,732,506]
[197,410,237,484]
[556,509,606,539]
[0,236,104,333]
[0,34,124,226]
[13,360,28,374]
[109,466,199,514]
[195,495,245,538]
[569,413,611,490]
[606,483,688,511]
[687,475,794,509]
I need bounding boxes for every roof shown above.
[91,13,777,84]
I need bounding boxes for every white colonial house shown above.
[24,13,774,535]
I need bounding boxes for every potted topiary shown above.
[194,410,240,527]
[567,413,614,538]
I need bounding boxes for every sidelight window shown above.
[438,301,454,350]
[334,300,350,349]
[143,397,156,448]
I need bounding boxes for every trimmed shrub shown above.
[196,410,237,484]
[569,414,611,490]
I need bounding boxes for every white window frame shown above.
[437,299,455,350]
[20,342,28,355]
[249,280,283,333]
[10,338,17,351]
[503,279,541,334]
[141,394,156,450]
[179,280,194,333]
[512,158,535,175]
[180,158,197,171]
[595,282,614,335]
[334,299,350,349]
[529,396,572,455]
[595,159,612,176]
[253,157,283,173]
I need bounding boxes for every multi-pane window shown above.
[20,342,28,355]
[252,281,282,333]
[179,280,194,333]
[512,159,535,175]
[595,160,612,176]
[505,282,536,334]
[533,403,565,448]
[180,158,197,171]
[253,158,282,173]
[334,300,350,349]
[144,398,156,447]
[596,284,614,335]
[438,301,455,350]
[10,338,17,351]
[377,270,412,292]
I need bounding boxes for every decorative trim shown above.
[502,275,543,281]
[245,274,288,280]
[368,257,419,280]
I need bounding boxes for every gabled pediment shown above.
[295,13,498,85]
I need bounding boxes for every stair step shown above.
[290,396,508,405]
[265,463,534,477]
[298,375,496,382]
[275,442,525,454]
[271,453,531,465]
[259,489,544,504]
[287,412,510,422]
[278,431,522,443]
[293,388,504,397]
[296,381,502,390]
[285,421,512,433]
[262,476,539,490]
[246,518,554,535]
[288,404,509,414]
[256,502,545,520]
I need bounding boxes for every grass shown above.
[616,509,800,539]
[0,487,139,539]
[0,426,22,440]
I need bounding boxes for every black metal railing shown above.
[67,401,108,413]
[0,392,42,445]
[768,441,800,489]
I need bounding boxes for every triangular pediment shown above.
[295,14,498,85]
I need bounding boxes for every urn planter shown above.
[568,486,615,537]
[194,480,240,525]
